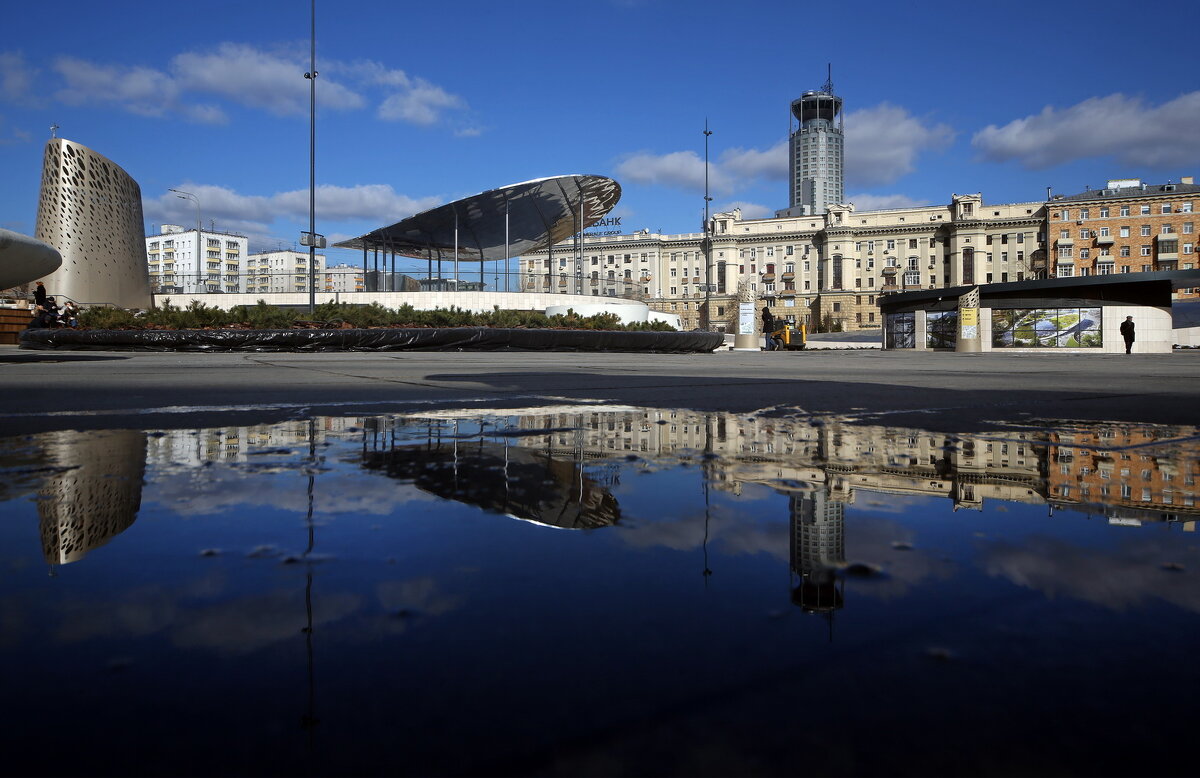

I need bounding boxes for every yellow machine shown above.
[768,323,806,350]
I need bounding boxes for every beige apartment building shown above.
[1048,177,1199,299]
[521,193,1046,331]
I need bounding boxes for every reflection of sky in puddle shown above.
[1,407,1198,776]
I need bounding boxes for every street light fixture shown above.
[168,188,202,293]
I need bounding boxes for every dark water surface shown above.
[2,406,1198,776]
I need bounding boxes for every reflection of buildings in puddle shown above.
[38,430,147,565]
[129,408,1199,529]
[357,428,620,530]
[789,490,845,615]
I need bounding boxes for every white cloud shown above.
[0,51,36,102]
[378,79,465,125]
[0,115,32,146]
[53,56,182,117]
[972,91,1200,170]
[172,43,365,117]
[846,193,930,211]
[615,150,735,194]
[143,182,443,246]
[844,103,955,188]
[615,103,952,197]
[720,140,788,180]
[46,45,465,128]
[714,201,774,219]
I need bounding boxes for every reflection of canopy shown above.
[361,441,621,530]
[333,175,621,262]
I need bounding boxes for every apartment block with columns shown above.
[521,193,1046,332]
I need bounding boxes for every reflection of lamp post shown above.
[169,188,202,292]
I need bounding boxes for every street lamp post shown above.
[304,0,318,314]
[703,121,714,330]
[169,188,202,293]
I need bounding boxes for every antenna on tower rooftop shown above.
[822,63,833,94]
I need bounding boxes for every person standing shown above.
[33,281,47,308]
[1120,315,1135,354]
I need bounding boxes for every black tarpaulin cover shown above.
[20,327,725,353]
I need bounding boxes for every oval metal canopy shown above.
[333,174,621,262]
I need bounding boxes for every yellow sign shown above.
[960,308,978,326]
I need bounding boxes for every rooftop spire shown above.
[822,63,833,94]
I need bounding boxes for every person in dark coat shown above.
[761,305,774,334]
[33,281,47,308]
[1119,316,1135,354]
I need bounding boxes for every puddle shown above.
[1,406,1198,776]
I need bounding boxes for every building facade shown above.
[784,75,844,216]
[147,225,249,295]
[324,263,365,293]
[36,138,151,308]
[521,194,1046,332]
[1048,177,1198,298]
[244,249,326,294]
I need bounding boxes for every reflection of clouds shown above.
[619,504,790,562]
[144,469,438,517]
[374,577,462,634]
[981,535,1200,613]
[842,516,954,600]
[54,573,362,654]
[173,590,361,653]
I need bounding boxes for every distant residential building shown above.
[147,225,248,295]
[324,263,364,293]
[244,250,326,294]
[1047,177,1198,298]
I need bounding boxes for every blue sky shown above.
[2,0,1199,270]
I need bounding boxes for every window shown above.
[1162,204,1172,214]
[1140,205,1151,215]
[1120,246,1131,257]
[1079,248,1090,259]
[1080,208,1090,219]
[1099,227,1110,237]
[1120,205,1130,216]
[1060,209,1070,220]
[1141,225,1152,236]
[1181,202,1193,213]
[909,238,918,249]
[1100,207,1109,218]
[1120,226,1130,237]
[1080,229,1091,239]
[1060,229,1071,239]
[1184,222,1194,234]
[1141,246,1152,256]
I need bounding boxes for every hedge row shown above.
[77,300,676,332]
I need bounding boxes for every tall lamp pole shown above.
[169,188,201,293]
[703,121,713,330]
[304,0,318,314]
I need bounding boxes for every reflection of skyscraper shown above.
[38,430,147,565]
[789,487,845,614]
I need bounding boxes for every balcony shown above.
[761,272,775,282]
[1095,234,1114,245]
[780,288,796,297]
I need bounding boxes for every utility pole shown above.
[703,121,714,330]
[304,0,318,314]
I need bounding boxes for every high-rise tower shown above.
[788,66,844,215]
